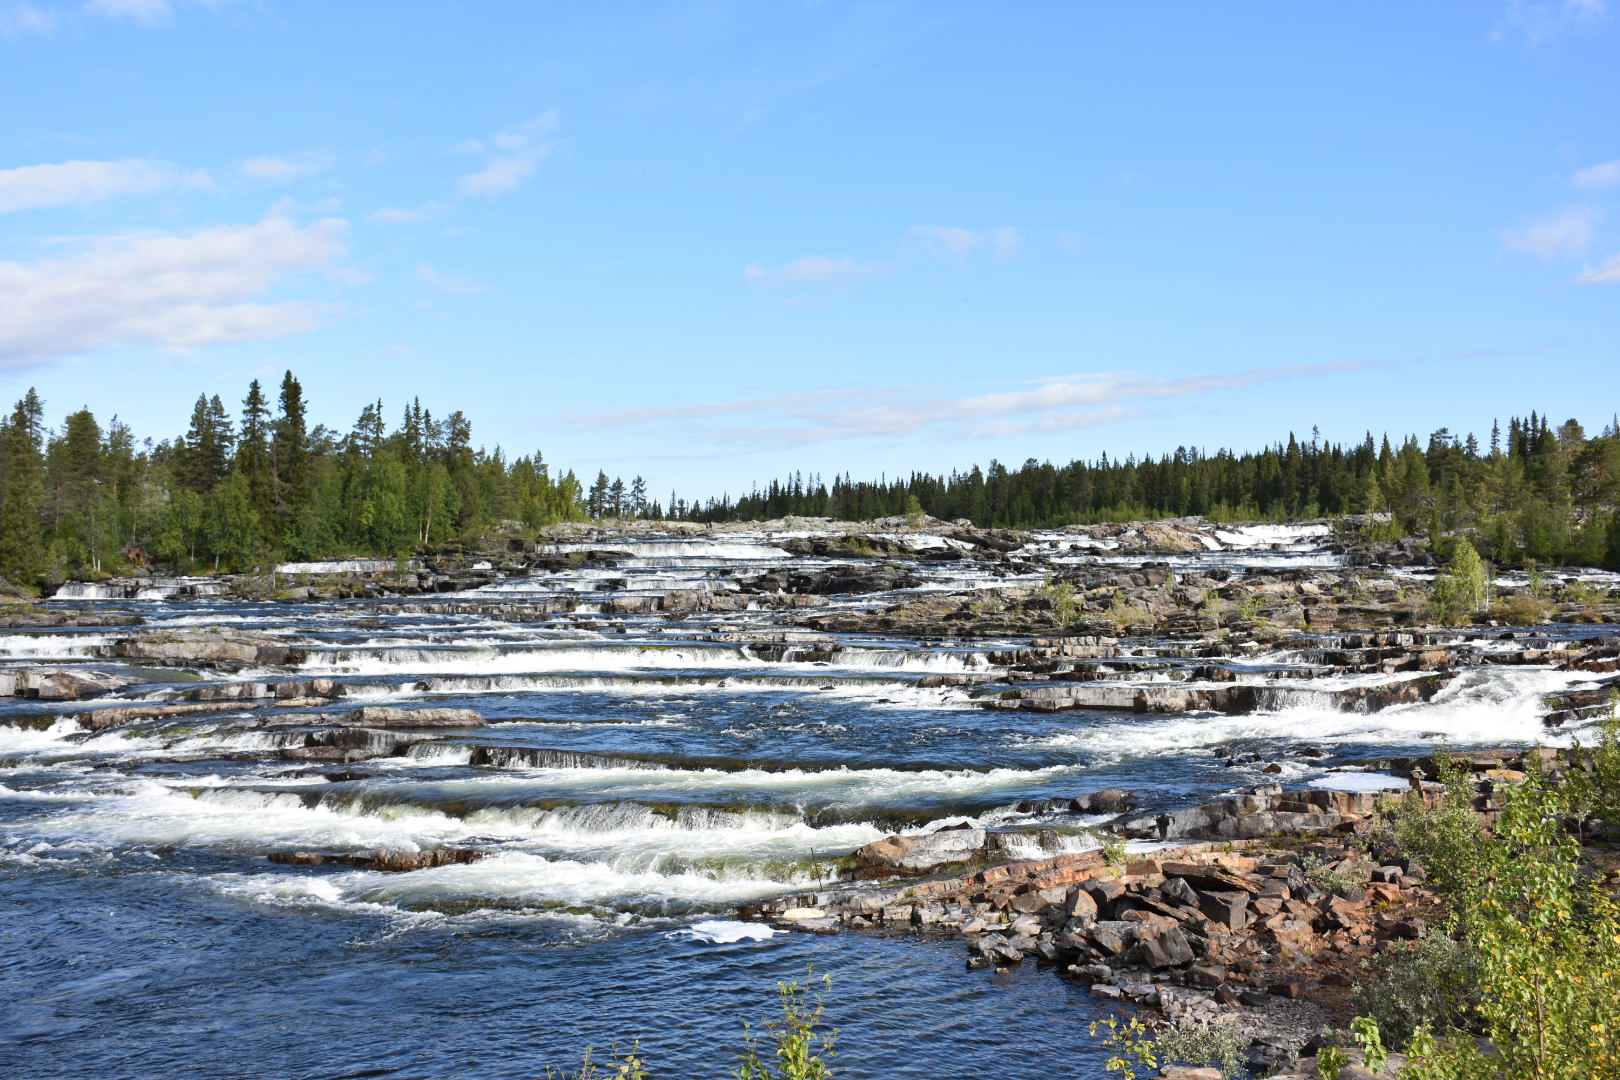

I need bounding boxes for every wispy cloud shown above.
[1575,254,1620,284]
[1,2,55,35]
[0,214,349,369]
[84,0,173,24]
[0,158,214,213]
[742,255,889,292]
[910,225,1023,263]
[416,262,492,294]
[1572,160,1620,190]
[240,151,330,183]
[366,201,441,225]
[1501,205,1601,260]
[454,111,560,196]
[1500,0,1608,42]
[563,363,1368,448]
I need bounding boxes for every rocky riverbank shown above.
[743,745,1615,1075]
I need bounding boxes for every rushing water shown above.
[3,528,1612,1079]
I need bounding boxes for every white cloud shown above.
[1572,160,1620,190]
[1502,0,1608,42]
[1,2,55,35]
[0,214,349,368]
[742,255,888,291]
[0,158,213,213]
[366,202,442,225]
[911,225,1023,262]
[84,0,173,23]
[455,111,559,196]
[416,262,492,294]
[240,152,328,183]
[1574,254,1620,284]
[564,363,1366,448]
[1501,206,1601,260]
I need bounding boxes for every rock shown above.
[847,825,986,877]
[97,630,309,668]
[268,848,483,872]
[0,668,138,701]
[1133,924,1195,969]
[1196,889,1252,929]
[339,706,484,728]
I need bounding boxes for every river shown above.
[2,525,1611,1079]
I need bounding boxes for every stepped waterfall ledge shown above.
[3,517,1617,1077]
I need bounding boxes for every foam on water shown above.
[1020,665,1597,756]
[672,919,781,943]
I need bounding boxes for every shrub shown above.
[1151,1018,1248,1079]
[1488,591,1550,625]
[1347,933,1480,1050]
[1298,853,1370,897]
[736,971,838,1080]
[1377,766,1620,1078]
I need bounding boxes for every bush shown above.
[1488,592,1550,625]
[1347,933,1479,1050]
[737,972,838,1080]
[1151,1018,1248,1079]
[1375,766,1620,1078]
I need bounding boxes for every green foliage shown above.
[1099,837,1127,865]
[735,971,838,1080]
[1088,1015,1157,1080]
[1040,574,1083,625]
[1150,1018,1247,1079]
[0,378,594,583]
[1387,765,1620,1079]
[686,414,1620,571]
[1568,697,1620,828]
[1316,1044,1348,1079]
[1298,853,1370,897]
[1348,934,1480,1050]
[1489,591,1551,625]
[545,1044,651,1080]
[1429,538,1488,625]
[1351,1016,1389,1075]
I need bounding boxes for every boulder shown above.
[847,825,986,877]
[338,706,484,729]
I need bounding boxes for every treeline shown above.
[3,375,1618,586]
[684,416,1620,568]
[0,373,600,584]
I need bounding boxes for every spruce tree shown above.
[0,390,47,584]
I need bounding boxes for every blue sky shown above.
[1,1,1616,498]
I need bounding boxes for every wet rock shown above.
[338,706,484,729]
[847,824,987,877]
[268,848,484,872]
[96,630,310,668]
[0,668,138,700]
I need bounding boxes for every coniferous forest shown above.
[0,372,1616,587]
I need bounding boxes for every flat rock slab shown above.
[339,706,484,728]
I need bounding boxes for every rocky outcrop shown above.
[268,848,484,872]
[847,823,987,878]
[0,668,139,700]
[95,630,310,668]
[338,706,484,729]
